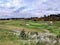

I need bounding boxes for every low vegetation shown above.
[0,20,60,45]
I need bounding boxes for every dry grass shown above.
[0,20,60,45]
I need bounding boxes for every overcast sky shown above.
[0,0,60,18]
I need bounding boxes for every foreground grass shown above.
[0,20,60,45]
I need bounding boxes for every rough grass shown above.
[0,20,60,33]
[0,20,60,45]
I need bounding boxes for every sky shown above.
[0,0,60,18]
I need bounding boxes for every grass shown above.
[0,20,60,33]
[0,20,60,45]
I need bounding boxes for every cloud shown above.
[21,0,60,17]
[0,0,60,18]
[0,0,25,10]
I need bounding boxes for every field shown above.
[0,20,60,45]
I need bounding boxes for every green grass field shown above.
[0,20,60,45]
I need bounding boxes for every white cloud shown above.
[0,0,60,18]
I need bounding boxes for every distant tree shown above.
[44,15,47,21]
